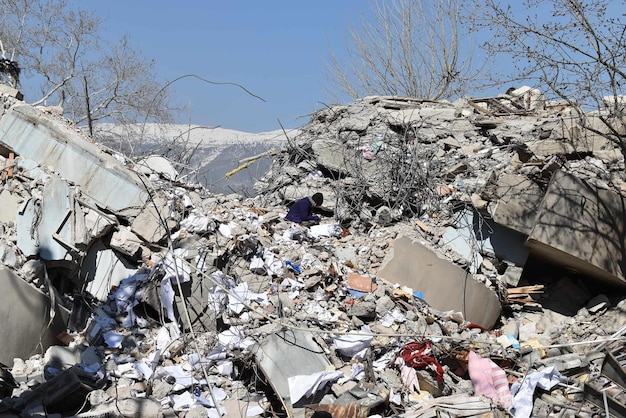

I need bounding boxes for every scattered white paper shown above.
[156,365,197,389]
[334,328,374,359]
[288,370,343,404]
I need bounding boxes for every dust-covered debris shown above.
[0,89,625,417]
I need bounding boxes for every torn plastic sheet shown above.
[179,209,215,233]
[111,272,149,314]
[280,225,311,243]
[246,402,265,416]
[215,360,233,376]
[263,249,284,276]
[160,249,191,284]
[218,326,254,350]
[280,277,304,299]
[373,351,397,372]
[218,221,239,239]
[380,308,407,328]
[250,256,266,275]
[288,370,343,405]
[303,301,339,323]
[395,357,420,393]
[228,282,269,314]
[156,324,181,352]
[511,366,564,418]
[134,360,154,380]
[102,330,123,348]
[335,362,365,383]
[333,327,374,359]
[309,223,343,238]
[155,364,198,390]
[160,277,176,322]
[207,271,236,313]
[244,210,263,229]
[171,387,227,412]
[159,250,191,323]
[299,252,322,270]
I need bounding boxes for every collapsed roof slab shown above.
[0,266,69,365]
[377,236,502,330]
[526,170,626,287]
[0,105,149,212]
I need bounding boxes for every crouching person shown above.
[285,192,323,226]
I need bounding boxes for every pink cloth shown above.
[467,351,513,409]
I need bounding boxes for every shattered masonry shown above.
[0,83,625,417]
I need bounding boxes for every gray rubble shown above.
[0,87,625,417]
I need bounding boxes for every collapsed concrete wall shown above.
[527,170,626,287]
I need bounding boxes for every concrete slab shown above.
[0,189,18,224]
[131,194,176,243]
[377,236,501,329]
[253,330,331,415]
[0,266,69,364]
[0,104,148,212]
[485,173,544,235]
[526,170,626,287]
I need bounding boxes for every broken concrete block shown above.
[81,206,116,243]
[131,194,177,243]
[377,236,501,329]
[444,162,468,180]
[0,189,18,224]
[526,170,626,287]
[484,173,544,235]
[445,209,529,270]
[499,265,524,287]
[0,84,23,100]
[110,227,143,258]
[525,139,575,157]
[15,176,72,260]
[586,294,610,314]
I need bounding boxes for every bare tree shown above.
[326,0,483,101]
[476,0,626,158]
[0,0,172,137]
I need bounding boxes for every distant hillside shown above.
[94,123,295,195]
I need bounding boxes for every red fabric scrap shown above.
[399,341,445,382]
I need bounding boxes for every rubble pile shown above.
[0,83,625,417]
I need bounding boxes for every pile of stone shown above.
[0,84,624,417]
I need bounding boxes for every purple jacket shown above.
[285,197,320,223]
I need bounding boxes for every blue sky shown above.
[80,1,365,133]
